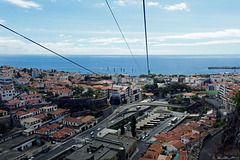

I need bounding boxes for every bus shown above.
[171,117,178,123]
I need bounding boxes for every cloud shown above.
[147,2,159,7]
[88,37,142,46]
[94,3,105,7]
[0,36,141,55]
[3,0,42,10]
[0,20,6,24]
[114,0,125,6]
[161,29,240,40]
[163,3,189,11]
[154,39,240,46]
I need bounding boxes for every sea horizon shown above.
[1,54,240,76]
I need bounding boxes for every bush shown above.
[213,118,226,128]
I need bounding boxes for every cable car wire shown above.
[142,0,150,75]
[0,24,96,74]
[105,0,143,74]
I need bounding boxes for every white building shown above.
[20,117,42,129]
[0,86,16,101]
[32,69,40,78]
[0,75,14,88]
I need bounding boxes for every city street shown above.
[35,102,142,160]
[35,100,187,160]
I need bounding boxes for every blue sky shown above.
[1,0,240,56]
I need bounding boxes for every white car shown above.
[97,127,101,131]
[90,131,94,135]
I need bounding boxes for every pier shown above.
[208,67,240,69]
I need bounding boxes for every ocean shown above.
[0,54,240,76]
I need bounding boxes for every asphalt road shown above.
[35,102,142,160]
[131,109,186,160]
[139,101,184,108]
[35,100,186,160]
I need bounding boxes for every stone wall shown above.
[47,97,108,114]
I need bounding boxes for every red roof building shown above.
[49,128,74,140]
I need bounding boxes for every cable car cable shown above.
[0,24,96,74]
[142,0,150,75]
[105,0,143,74]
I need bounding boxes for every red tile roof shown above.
[81,115,94,123]
[188,121,200,128]
[27,108,40,113]
[0,109,7,113]
[22,94,41,99]
[35,114,47,119]
[49,128,74,139]
[36,127,50,134]
[178,151,187,160]
[28,100,38,103]
[148,143,162,153]
[7,99,20,104]
[183,93,196,96]
[50,108,67,115]
[0,86,13,91]
[48,123,61,129]
[16,111,29,116]
[181,133,193,140]
[145,92,154,96]
[64,117,82,123]
[145,150,159,159]
[168,140,185,150]
[138,158,151,160]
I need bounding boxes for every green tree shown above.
[0,122,7,134]
[65,84,70,89]
[202,106,209,114]
[47,91,54,97]
[39,72,46,78]
[192,94,199,101]
[153,78,165,84]
[118,74,124,78]
[139,74,148,78]
[54,93,59,97]
[84,88,94,98]
[213,118,226,128]
[120,124,125,135]
[125,81,132,85]
[94,87,104,99]
[72,86,84,96]
[130,116,136,137]
[85,75,91,81]
[176,107,187,113]
[15,72,22,78]
[234,91,240,109]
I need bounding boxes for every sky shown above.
[1,0,240,56]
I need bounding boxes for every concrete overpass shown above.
[139,101,188,108]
